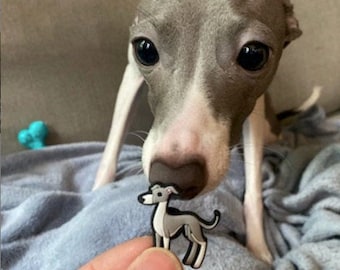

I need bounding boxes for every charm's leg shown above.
[193,241,206,269]
[183,242,198,266]
[163,237,170,249]
[154,233,162,248]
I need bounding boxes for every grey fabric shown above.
[1,107,340,270]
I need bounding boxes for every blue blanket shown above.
[2,106,340,270]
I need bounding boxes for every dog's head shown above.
[138,184,179,204]
[130,0,301,198]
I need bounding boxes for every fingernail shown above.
[128,248,183,270]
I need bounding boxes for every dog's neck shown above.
[154,201,168,217]
[153,201,168,235]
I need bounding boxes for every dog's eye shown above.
[237,42,269,71]
[157,192,162,197]
[133,38,159,66]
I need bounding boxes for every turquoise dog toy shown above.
[18,121,48,150]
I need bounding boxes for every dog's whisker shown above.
[136,168,144,176]
[225,167,242,176]
[121,162,143,176]
[136,6,161,31]
[136,6,153,19]
[134,130,149,135]
[227,143,297,174]
[127,132,146,143]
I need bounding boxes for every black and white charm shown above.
[138,184,221,269]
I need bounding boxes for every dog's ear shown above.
[93,44,144,190]
[166,186,179,195]
[151,184,161,191]
[282,0,302,47]
[283,0,302,46]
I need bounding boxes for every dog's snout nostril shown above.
[149,160,206,199]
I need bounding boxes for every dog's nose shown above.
[149,160,206,199]
[137,195,145,204]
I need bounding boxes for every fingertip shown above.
[128,248,183,270]
[80,237,153,270]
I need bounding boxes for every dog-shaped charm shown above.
[138,184,220,268]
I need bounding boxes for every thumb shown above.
[128,248,183,270]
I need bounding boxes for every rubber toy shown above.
[138,184,220,269]
[17,121,48,150]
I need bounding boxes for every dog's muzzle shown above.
[149,160,206,199]
[138,193,153,204]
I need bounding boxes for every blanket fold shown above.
[1,106,340,270]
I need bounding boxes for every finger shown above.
[79,236,153,270]
[128,247,183,270]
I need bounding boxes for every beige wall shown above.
[269,0,340,112]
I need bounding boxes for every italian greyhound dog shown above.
[138,184,220,268]
[94,0,302,264]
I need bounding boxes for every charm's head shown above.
[138,184,179,205]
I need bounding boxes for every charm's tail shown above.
[200,210,221,230]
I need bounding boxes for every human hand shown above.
[79,236,183,270]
